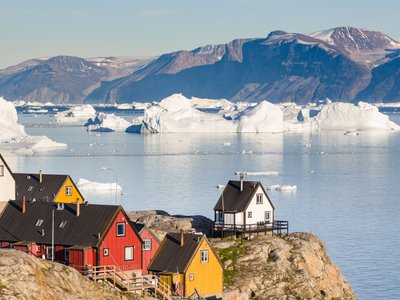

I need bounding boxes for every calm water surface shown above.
[4,113,400,300]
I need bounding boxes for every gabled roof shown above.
[214,180,275,212]
[14,173,83,202]
[148,233,205,273]
[0,153,15,179]
[132,221,161,244]
[0,200,120,247]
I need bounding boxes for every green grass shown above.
[217,241,248,286]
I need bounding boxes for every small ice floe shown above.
[241,150,253,154]
[303,143,312,147]
[267,184,297,192]
[307,170,315,173]
[77,178,122,193]
[344,130,360,136]
[216,184,225,189]
[223,142,231,146]
[245,171,279,176]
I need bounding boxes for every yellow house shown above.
[148,231,223,298]
[14,172,84,204]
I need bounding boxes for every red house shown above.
[0,200,143,274]
[132,222,161,274]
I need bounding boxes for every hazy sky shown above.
[1,0,399,68]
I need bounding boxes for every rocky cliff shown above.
[129,211,355,300]
[213,233,355,300]
[0,249,128,300]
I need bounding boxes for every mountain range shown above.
[1,26,400,104]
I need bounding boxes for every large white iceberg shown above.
[141,94,237,133]
[87,113,133,132]
[54,105,96,124]
[77,178,122,193]
[237,101,283,133]
[0,97,67,153]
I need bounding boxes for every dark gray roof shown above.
[14,173,83,202]
[0,200,120,247]
[214,180,274,212]
[148,233,203,273]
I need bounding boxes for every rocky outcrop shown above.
[0,249,128,300]
[127,210,213,240]
[213,232,355,300]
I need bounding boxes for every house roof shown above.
[131,221,161,244]
[0,200,120,247]
[214,180,274,212]
[14,173,83,202]
[148,233,205,273]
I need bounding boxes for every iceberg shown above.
[141,94,237,133]
[77,178,122,193]
[54,105,96,124]
[0,97,67,153]
[86,113,133,132]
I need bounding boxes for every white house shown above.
[0,154,15,202]
[213,180,275,235]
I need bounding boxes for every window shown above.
[217,211,224,222]
[35,219,43,226]
[64,248,69,261]
[256,193,263,204]
[36,245,41,253]
[247,211,252,218]
[143,239,152,251]
[124,246,134,261]
[189,273,195,281]
[65,186,72,196]
[27,186,33,192]
[200,250,209,263]
[116,223,126,236]
[46,246,54,260]
[58,220,67,229]
[0,165,4,176]
[103,248,109,256]
[265,211,271,221]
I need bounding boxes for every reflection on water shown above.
[2,114,400,300]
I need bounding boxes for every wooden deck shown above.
[212,220,289,238]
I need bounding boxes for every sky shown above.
[1,0,399,68]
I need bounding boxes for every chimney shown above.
[39,170,43,183]
[22,196,26,214]
[180,229,184,246]
[240,175,244,192]
[76,199,80,217]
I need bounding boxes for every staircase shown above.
[88,265,172,300]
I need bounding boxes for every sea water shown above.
[5,112,400,300]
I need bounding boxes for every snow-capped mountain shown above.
[1,27,400,103]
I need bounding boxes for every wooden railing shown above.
[213,220,289,235]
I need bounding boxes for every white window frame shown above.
[247,211,252,218]
[35,219,43,226]
[65,186,72,196]
[116,223,126,237]
[64,248,69,261]
[58,220,67,229]
[124,246,134,261]
[143,239,152,251]
[200,250,209,263]
[46,246,54,260]
[36,245,41,253]
[103,248,109,256]
[256,193,263,204]
[0,165,4,176]
[265,211,271,221]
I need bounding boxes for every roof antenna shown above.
[235,172,247,191]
